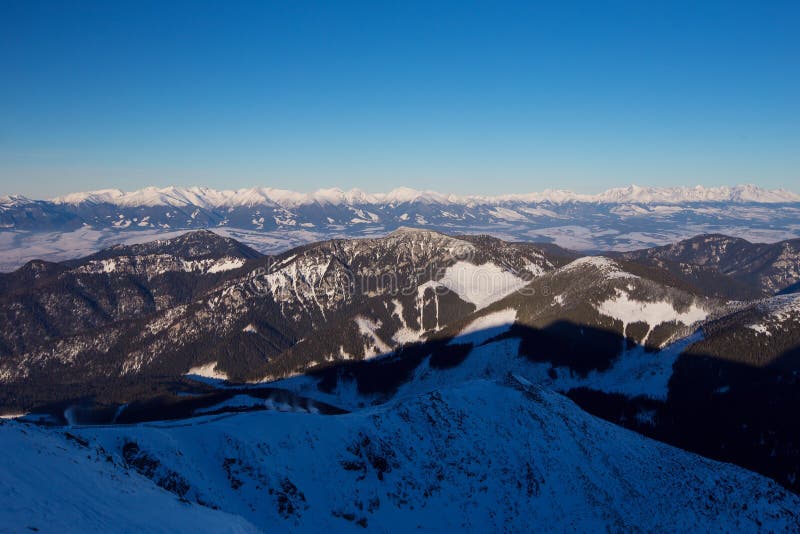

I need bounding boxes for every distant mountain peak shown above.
[387,225,444,236]
[87,229,262,261]
[0,194,34,207]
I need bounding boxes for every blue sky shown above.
[1,0,798,198]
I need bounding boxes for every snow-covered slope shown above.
[3,228,800,508]
[276,255,719,409]
[41,377,798,532]
[0,419,259,533]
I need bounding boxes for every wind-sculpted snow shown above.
[42,378,799,532]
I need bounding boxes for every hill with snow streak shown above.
[5,377,796,532]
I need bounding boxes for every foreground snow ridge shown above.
[7,378,794,532]
[0,420,259,533]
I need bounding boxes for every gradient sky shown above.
[1,0,799,198]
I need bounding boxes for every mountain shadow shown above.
[9,317,800,497]
[568,344,800,495]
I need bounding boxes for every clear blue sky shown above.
[1,0,798,198]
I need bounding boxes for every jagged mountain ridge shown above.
[0,229,569,396]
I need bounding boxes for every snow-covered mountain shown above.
[2,228,798,402]
[41,184,800,207]
[0,229,571,389]
[3,376,799,532]
[619,234,800,295]
[3,228,800,526]
[2,184,800,271]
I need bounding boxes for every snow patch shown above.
[186,362,228,381]
[437,261,528,310]
[391,299,422,344]
[207,257,246,273]
[452,308,517,345]
[354,316,391,357]
[596,288,708,343]
[489,207,529,222]
[561,256,636,279]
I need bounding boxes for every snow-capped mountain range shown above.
[2,183,800,271]
[29,183,800,207]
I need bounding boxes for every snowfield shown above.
[186,361,229,381]
[436,261,529,310]
[3,216,800,531]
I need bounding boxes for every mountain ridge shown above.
[35,183,800,207]
[5,376,800,532]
